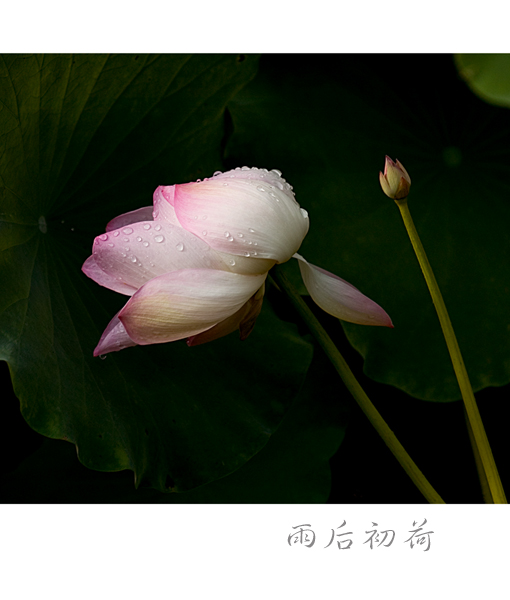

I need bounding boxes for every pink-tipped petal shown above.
[118,269,267,345]
[93,311,137,356]
[152,186,180,225]
[106,206,154,232]
[294,254,393,327]
[187,282,265,346]
[82,255,138,296]
[173,167,309,263]
[83,221,229,294]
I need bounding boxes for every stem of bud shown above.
[394,197,506,504]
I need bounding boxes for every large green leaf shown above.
[0,54,320,493]
[2,346,348,503]
[225,55,510,401]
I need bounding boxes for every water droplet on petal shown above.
[176,242,184,252]
[108,243,114,247]
[228,236,234,242]
[143,224,151,230]
[224,231,230,238]
[213,170,222,176]
[100,234,108,241]
[241,166,250,171]
[271,169,282,176]
[136,236,142,242]
[256,186,266,192]
[122,227,133,235]
[121,253,127,258]
[248,228,255,233]
[143,241,149,247]
[154,224,162,231]
[253,252,258,256]
[193,215,198,220]
[99,355,107,360]
[229,259,236,266]
[154,235,165,243]
[113,231,120,237]
[130,256,137,263]
[243,251,250,257]
[300,208,309,219]
[202,230,207,236]
[123,237,130,242]
[237,233,244,238]
[222,182,229,186]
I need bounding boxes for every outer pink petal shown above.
[106,206,154,232]
[294,254,393,327]
[93,311,137,356]
[83,221,229,294]
[187,282,265,346]
[118,269,267,345]
[173,168,309,263]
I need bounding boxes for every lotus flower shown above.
[82,167,392,356]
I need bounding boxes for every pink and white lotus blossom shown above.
[82,167,392,356]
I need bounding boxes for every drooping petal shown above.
[294,254,393,327]
[172,167,310,263]
[187,282,265,346]
[83,221,229,294]
[93,311,137,356]
[152,186,181,225]
[118,269,267,345]
[106,206,154,232]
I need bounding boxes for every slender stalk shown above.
[395,198,506,504]
[270,267,445,504]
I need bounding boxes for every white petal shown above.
[84,221,229,294]
[295,254,393,327]
[118,269,267,345]
[173,167,309,263]
[152,186,181,225]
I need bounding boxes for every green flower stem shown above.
[270,267,445,504]
[395,198,506,504]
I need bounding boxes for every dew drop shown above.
[253,242,258,246]
[228,236,234,242]
[271,169,282,176]
[136,236,142,242]
[229,259,236,266]
[176,242,184,252]
[300,208,309,219]
[243,251,250,257]
[120,252,126,257]
[224,231,230,238]
[150,263,155,267]
[213,170,222,176]
[122,227,133,235]
[256,186,266,192]
[241,166,250,171]
[154,235,165,243]
[124,246,130,251]
[123,237,130,242]
[99,355,107,360]
[253,252,258,256]
[222,182,229,187]
[143,224,151,230]
[100,233,108,241]
[248,228,255,233]
[113,231,120,237]
[154,224,162,231]
[201,215,207,220]
[237,233,244,238]
[193,215,198,220]
[143,241,150,247]
[130,256,137,263]
[202,230,207,236]
[94,239,99,246]
[108,243,114,248]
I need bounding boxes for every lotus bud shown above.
[379,156,411,200]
